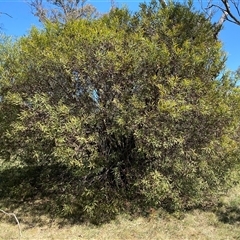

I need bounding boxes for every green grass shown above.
[1,185,240,240]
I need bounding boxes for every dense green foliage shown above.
[1,1,240,223]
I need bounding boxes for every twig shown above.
[0,209,22,239]
[0,12,12,18]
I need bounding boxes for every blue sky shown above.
[0,0,239,72]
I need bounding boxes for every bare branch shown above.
[29,0,99,23]
[200,0,220,22]
[0,209,22,240]
[216,11,228,26]
[110,0,116,10]
[159,0,167,8]
[0,12,12,18]
[230,0,240,16]
[221,0,240,25]
[200,0,240,26]
[29,0,48,23]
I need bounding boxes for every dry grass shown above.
[1,208,240,240]
[1,183,240,240]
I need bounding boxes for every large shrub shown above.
[0,1,239,222]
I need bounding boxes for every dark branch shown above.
[221,0,240,25]
[230,0,240,17]
[202,0,240,26]
[159,0,167,8]
[0,12,12,18]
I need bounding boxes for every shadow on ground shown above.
[0,164,88,227]
[215,201,240,225]
[0,164,149,227]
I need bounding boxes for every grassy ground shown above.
[1,185,240,240]
[1,209,240,240]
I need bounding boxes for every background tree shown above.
[29,0,99,23]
